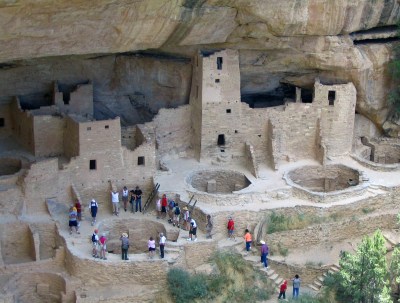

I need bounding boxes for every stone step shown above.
[266,269,275,277]
[308,284,320,291]
[317,276,325,282]
[274,277,283,285]
[331,266,340,272]
[314,281,322,287]
[270,273,278,280]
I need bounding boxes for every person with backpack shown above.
[69,206,80,235]
[187,217,197,242]
[278,279,288,300]
[120,233,130,261]
[89,199,98,226]
[173,203,180,227]
[244,229,252,252]
[159,232,166,259]
[167,199,175,223]
[122,186,129,212]
[161,194,168,219]
[182,206,190,231]
[91,229,99,258]
[227,216,235,240]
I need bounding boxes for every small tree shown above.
[337,230,390,302]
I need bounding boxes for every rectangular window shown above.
[215,79,220,83]
[137,156,145,166]
[89,160,96,170]
[0,118,4,127]
[217,57,223,70]
[105,125,109,129]
[217,134,225,146]
[226,109,231,113]
[87,127,91,131]
[328,90,336,106]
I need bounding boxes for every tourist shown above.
[75,199,82,222]
[227,216,235,240]
[244,229,252,251]
[68,206,80,235]
[156,197,161,219]
[260,240,269,268]
[292,274,301,299]
[205,214,213,239]
[120,233,129,260]
[134,185,143,213]
[89,198,98,226]
[161,194,168,219]
[167,199,175,223]
[129,189,136,213]
[148,236,156,259]
[182,206,190,230]
[91,229,99,258]
[172,203,180,227]
[187,217,197,241]
[122,186,129,212]
[99,233,107,260]
[111,189,119,216]
[159,232,166,259]
[278,280,287,300]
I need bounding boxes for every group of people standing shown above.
[111,185,143,215]
[91,229,107,260]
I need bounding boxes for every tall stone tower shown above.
[189,49,241,161]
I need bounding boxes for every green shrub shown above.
[167,268,208,303]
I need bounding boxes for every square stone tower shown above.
[189,49,241,161]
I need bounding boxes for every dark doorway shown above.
[217,134,225,146]
[89,160,97,170]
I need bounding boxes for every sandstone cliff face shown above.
[0,0,399,132]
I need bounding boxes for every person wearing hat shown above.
[182,206,190,231]
[120,233,130,260]
[99,232,107,260]
[260,240,269,268]
[91,229,99,258]
[89,198,98,226]
[134,185,143,213]
[159,232,166,259]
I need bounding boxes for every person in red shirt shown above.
[227,217,235,240]
[161,194,168,219]
[278,280,287,299]
[75,199,82,222]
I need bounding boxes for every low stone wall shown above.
[267,213,397,250]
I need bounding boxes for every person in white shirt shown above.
[111,190,120,216]
[159,232,166,258]
[187,217,197,242]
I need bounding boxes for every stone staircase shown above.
[235,246,285,287]
[308,264,340,291]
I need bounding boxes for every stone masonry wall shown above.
[9,98,34,154]
[314,81,356,157]
[33,115,65,157]
[153,105,192,157]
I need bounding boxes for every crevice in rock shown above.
[350,25,399,45]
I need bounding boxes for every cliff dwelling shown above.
[1,1,400,302]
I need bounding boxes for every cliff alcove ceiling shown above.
[0,1,399,131]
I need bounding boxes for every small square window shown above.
[105,125,109,129]
[89,160,96,170]
[0,118,4,127]
[226,109,231,113]
[215,79,220,83]
[235,130,238,134]
[87,127,91,131]
[137,156,145,166]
